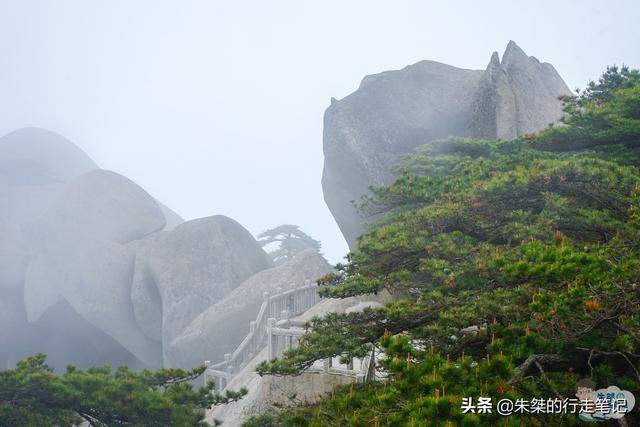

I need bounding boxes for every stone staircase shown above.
[203,282,373,392]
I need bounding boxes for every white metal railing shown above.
[203,281,320,392]
[266,315,373,383]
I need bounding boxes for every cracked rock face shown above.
[128,215,274,366]
[322,41,572,248]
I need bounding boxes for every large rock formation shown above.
[0,218,28,292]
[167,249,331,368]
[128,215,274,366]
[23,238,162,367]
[20,169,172,368]
[157,202,184,231]
[322,41,572,248]
[28,169,167,244]
[0,127,278,371]
[0,127,99,226]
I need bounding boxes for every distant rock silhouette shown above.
[0,127,98,226]
[29,169,167,244]
[322,41,572,248]
[0,127,98,183]
[0,128,268,370]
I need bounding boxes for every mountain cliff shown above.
[322,41,572,248]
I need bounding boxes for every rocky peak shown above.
[322,42,572,249]
[0,127,98,182]
[488,51,500,68]
[501,40,530,68]
[477,41,572,139]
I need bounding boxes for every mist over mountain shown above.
[3,37,628,426]
[0,42,572,375]
[0,127,324,371]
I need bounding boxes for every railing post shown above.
[289,283,295,313]
[303,280,310,309]
[263,291,271,317]
[224,353,231,375]
[203,360,210,387]
[267,317,276,359]
[249,320,256,353]
[215,365,232,392]
[202,284,325,393]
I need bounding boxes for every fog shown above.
[1,0,639,262]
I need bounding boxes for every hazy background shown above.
[1,1,639,263]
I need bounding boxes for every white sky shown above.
[1,0,639,263]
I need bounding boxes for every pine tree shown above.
[257,224,322,265]
[252,67,640,426]
[0,354,246,426]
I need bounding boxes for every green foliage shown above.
[534,64,640,150]
[258,224,322,265]
[0,353,246,426]
[251,67,640,425]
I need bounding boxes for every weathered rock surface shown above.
[157,201,184,231]
[0,127,98,182]
[168,249,331,368]
[0,127,181,231]
[471,42,573,139]
[29,169,166,245]
[0,127,99,225]
[322,41,572,248]
[207,347,358,427]
[23,299,149,372]
[19,168,168,365]
[23,236,162,367]
[128,215,273,366]
[0,219,28,291]
[0,127,274,371]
